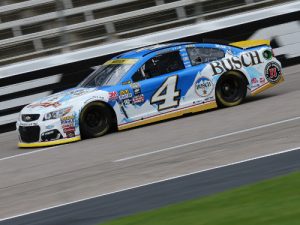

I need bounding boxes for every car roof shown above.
[115,42,194,59]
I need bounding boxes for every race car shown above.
[17,40,284,147]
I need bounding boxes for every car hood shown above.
[23,87,109,113]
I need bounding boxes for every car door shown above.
[183,45,226,104]
[123,50,190,121]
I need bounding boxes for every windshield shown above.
[79,61,135,87]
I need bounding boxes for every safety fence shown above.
[0,0,291,66]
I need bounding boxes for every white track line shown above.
[0,146,62,162]
[2,115,300,162]
[0,146,299,222]
[114,115,300,162]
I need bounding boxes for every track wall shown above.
[0,2,299,132]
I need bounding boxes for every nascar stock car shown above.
[17,40,284,147]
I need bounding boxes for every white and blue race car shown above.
[17,40,284,147]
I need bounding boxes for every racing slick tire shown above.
[216,71,247,107]
[80,102,112,139]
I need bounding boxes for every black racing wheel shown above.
[80,102,112,139]
[216,71,247,107]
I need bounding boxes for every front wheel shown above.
[216,72,247,107]
[80,102,112,139]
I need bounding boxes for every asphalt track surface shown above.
[0,149,299,225]
[0,65,300,224]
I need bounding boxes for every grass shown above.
[100,171,300,225]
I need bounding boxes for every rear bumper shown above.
[251,74,284,96]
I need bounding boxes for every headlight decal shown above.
[43,107,72,121]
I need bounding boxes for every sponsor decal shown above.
[195,76,214,97]
[122,80,132,85]
[60,115,76,137]
[19,122,38,127]
[119,89,130,95]
[108,91,118,100]
[263,50,272,60]
[60,115,75,124]
[133,94,145,104]
[133,87,141,96]
[130,82,140,89]
[130,83,141,95]
[204,96,214,102]
[251,78,258,84]
[62,127,75,137]
[119,89,132,100]
[265,62,281,83]
[47,96,60,102]
[68,88,95,97]
[193,100,204,104]
[260,77,266,84]
[210,50,263,75]
[104,59,138,65]
[63,107,72,116]
[28,102,61,108]
[122,98,132,106]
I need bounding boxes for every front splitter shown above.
[18,136,81,148]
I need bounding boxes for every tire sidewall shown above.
[216,71,247,107]
[79,102,112,138]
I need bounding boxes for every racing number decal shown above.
[151,75,180,111]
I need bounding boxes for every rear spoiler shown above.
[230,40,271,49]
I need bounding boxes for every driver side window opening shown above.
[187,47,225,66]
[132,51,185,82]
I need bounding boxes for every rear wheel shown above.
[80,102,112,139]
[216,72,247,107]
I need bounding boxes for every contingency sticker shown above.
[195,76,214,97]
[265,62,281,83]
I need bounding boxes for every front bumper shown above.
[18,136,81,148]
[17,111,81,148]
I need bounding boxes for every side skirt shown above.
[118,101,217,131]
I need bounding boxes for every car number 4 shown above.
[151,75,181,111]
